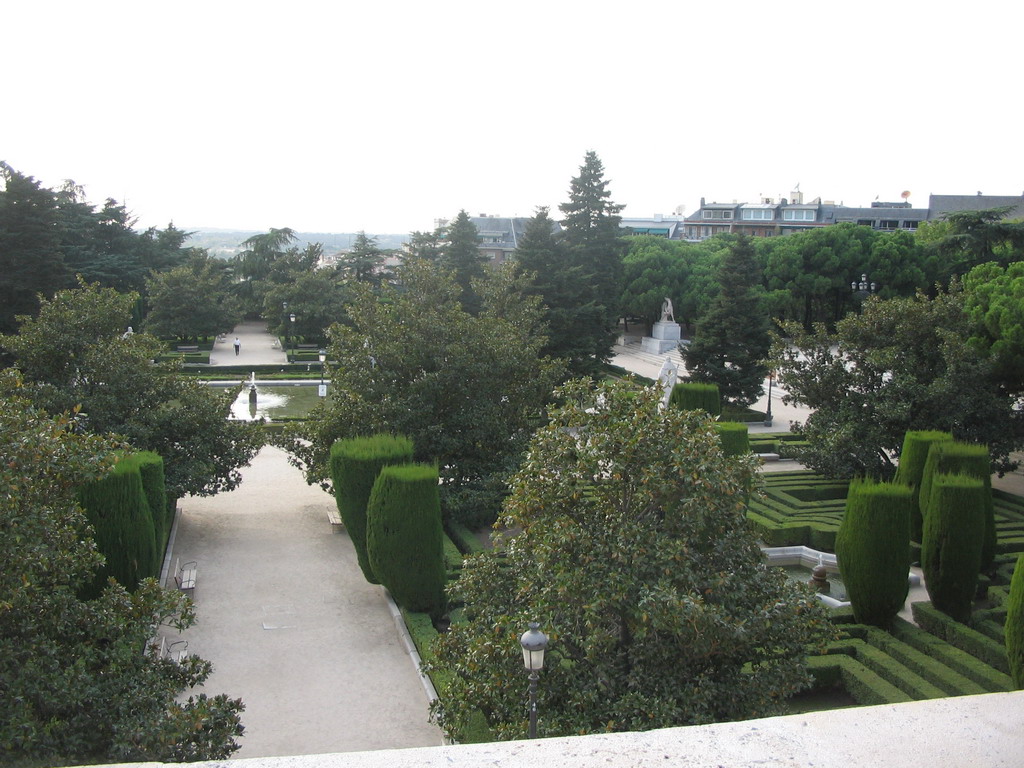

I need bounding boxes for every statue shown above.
[657,358,678,408]
[660,297,675,323]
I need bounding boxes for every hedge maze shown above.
[751,469,1024,708]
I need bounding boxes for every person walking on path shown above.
[233,337,241,356]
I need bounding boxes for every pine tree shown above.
[555,152,626,372]
[683,234,771,407]
[441,210,487,314]
[339,231,385,284]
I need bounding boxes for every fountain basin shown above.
[761,545,922,610]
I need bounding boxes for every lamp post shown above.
[520,622,548,739]
[282,302,289,362]
[318,349,327,397]
[288,312,296,362]
[763,370,774,427]
[851,274,877,308]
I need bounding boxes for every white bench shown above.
[157,636,189,663]
[327,508,344,533]
[174,557,198,596]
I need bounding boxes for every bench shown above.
[296,343,319,351]
[176,345,200,353]
[155,636,189,663]
[174,557,198,596]
[327,507,345,533]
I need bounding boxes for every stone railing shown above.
[91,690,1023,768]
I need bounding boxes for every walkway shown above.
[170,447,443,758]
[168,321,441,758]
[212,320,287,366]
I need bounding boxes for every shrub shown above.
[77,458,159,596]
[1006,554,1024,688]
[835,479,912,628]
[329,434,414,584]
[716,422,750,456]
[922,473,986,623]
[919,441,996,571]
[668,381,721,416]
[117,451,168,553]
[893,430,951,541]
[366,463,447,617]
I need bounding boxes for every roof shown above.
[927,194,1024,220]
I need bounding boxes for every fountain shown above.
[761,545,921,609]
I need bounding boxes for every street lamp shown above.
[282,302,289,362]
[520,622,548,739]
[318,349,327,397]
[288,312,296,362]
[851,274,877,297]
[764,370,774,427]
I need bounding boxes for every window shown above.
[741,208,774,221]
[783,209,815,222]
[703,209,733,220]
[879,220,899,230]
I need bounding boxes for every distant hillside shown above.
[184,229,410,258]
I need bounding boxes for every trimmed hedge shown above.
[1006,554,1024,688]
[77,457,159,596]
[715,422,749,456]
[329,434,414,584]
[835,479,912,628]
[366,463,447,617]
[894,430,952,541]
[910,601,1011,676]
[922,473,986,623]
[668,381,721,416]
[806,654,912,705]
[117,451,168,553]
[920,441,996,571]
[891,616,1012,692]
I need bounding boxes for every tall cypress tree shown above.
[555,151,625,372]
[441,210,487,315]
[683,234,771,407]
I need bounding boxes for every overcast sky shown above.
[4,1,1022,236]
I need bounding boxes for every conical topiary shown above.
[921,473,986,624]
[894,430,952,541]
[715,422,749,457]
[1005,554,1024,689]
[919,441,996,571]
[835,479,912,628]
[366,463,446,617]
[668,381,721,417]
[329,434,414,584]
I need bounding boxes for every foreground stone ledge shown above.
[91,690,1024,768]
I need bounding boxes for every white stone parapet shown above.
[88,691,1024,768]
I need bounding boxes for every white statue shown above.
[660,297,675,323]
[657,358,678,408]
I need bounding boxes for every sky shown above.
[4,1,1023,237]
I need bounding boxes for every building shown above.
[636,189,1024,242]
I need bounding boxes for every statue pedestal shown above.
[642,321,682,354]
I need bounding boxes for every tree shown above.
[260,268,351,347]
[835,479,912,628]
[0,373,244,765]
[145,251,241,341]
[440,210,487,315]
[0,162,67,333]
[1005,554,1024,688]
[963,260,1024,394]
[514,206,603,372]
[429,380,833,741]
[683,235,772,407]
[619,236,692,335]
[771,290,1022,479]
[556,151,625,370]
[405,225,445,264]
[338,231,386,284]
[926,206,1024,275]
[286,260,565,527]
[0,280,263,500]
